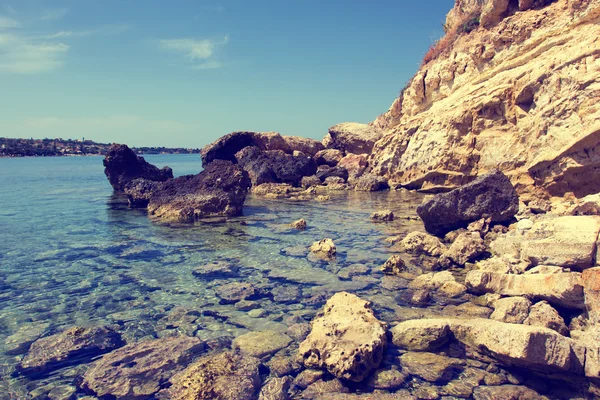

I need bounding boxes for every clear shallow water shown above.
[0,155,432,398]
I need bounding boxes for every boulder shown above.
[391,319,450,351]
[103,144,173,191]
[18,326,123,375]
[401,232,447,257]
[441,231,486,266]
[259,376,294,400]
[124,178,162,208]
[297,292,387,382]
[301,175,322,188]
[162,351,261,400]
[315,149,344,167]
[353,174,389,192]
[337,154,368,180]
[523,300,569,336]
[147,160,251,222]
[370,210,394,222]
[400,352,463,383]
[236,146,318,187]
[490,297,531,324]
[283,136,325,156]
[80,336,204,399]
[380,255,406,275]
[232,331,293,358]
[316,165,348,183]
[465,270,584,309]
[215,282,264,304]
[309,239,337,260]
[365,368,409,390]
[480,0,510,28]
[323,123,383,155]
[439,281,468,298]
[417,170,519,236]
[200,131,290,166]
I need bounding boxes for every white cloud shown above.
[0,33,69,73]
[0,14,18,28]
[159,36,228,69]
[44,24,132,39]
[39,8,68,21]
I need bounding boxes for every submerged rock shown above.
[417,170,519,236]
[18,326,123,375]
[215,282,264,304]
[259,376,294,400]
[103,144,173,191]
[162,351,261,400]
[297,292,387,382]
[147,160,251,222]
[400,352,463,383]
[80,336,204,399]
[233,331,292,358]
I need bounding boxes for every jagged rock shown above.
[338,154,368,180]
[201,131,288,165]
[215,282,264,304]
[316,165,348,183]
[417,170,519,236]
[80,336,204,399]
[233,331,293,358]
[466,270,584,309]
[523,300,569,336]
[400,352,464,383]
[391,319,450,351]
[252,183,299,198]
[291,218,307,230]
[124,178,162,208]
[370,210,394,221]
[323,122,383,155]
[147,160,250,222]
[259,376,294,400]
[490,297,532,324]
[18,326,123,375]
[103,144,173,191]
[380,255,406,275]
[401,231,447,257]
[315,149,344,167]
[235,146,318,187]
[297,292,387,382]
[162,351,261,400]
[441,231,486,266]
[309,238,337,259]
[353,174,389,192]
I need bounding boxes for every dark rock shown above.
[417,170,519,236]
[215,282,264,304]
[236,146,317,187]
[315,149,344,167]
[124,178,162,208]
[201,131,290,166]
[301,175,322,188]
[103,144,173,191]
[147,160,251,222]
[353,174,389,192]
[80,336,205,399]
[316,165,348,183]
[192,261,238,279]
[18,326,123,375]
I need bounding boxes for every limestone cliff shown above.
[368,0,600,199]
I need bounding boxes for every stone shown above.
[309,238,337,259]
[200,131,290,166]
[472,384,548,400]
[316,195,330,202]
[380,255,406,275]
[283,136,325,156]
[294,369,325,389]
[370,210,394,222]
[233,331,293,358]
[323,122,383,155]
[301,175,322,188]
[286,323,311,342]
[235,300,261,311]
[297,292,387,382]
[162,351,261,400]
[365,368,409,390]
[215,282,264,304]
[147,160,251,222]
[291,218,307,230]
[401,231,447,257]
[439,281,468,298]
[315,149,344,167]
[18,326,123,375]
[443,302,493,318]
[316,165,349,183]
[480,0,510,28]
[259,376,294,400]
[272,285,301,303]
[124,178,162,208]
[490,297,532,324]
[248,309,267,318]
[400,352,463,383]
[583,267,600,324]
[301,379,349,398]
[410,271,455,290]
[80,336,205,399]
[417,170,519,236]
[103,144,173,191]
[252,183,298,198]
[523,300,569,336]
[337,264,369,280]
[192,261,237,279]
[465,270,584,309]
[268,356,296,377]
[353,174,389,192]
[410,289,431,305]
[337,154,368,180]
[441,231,486,266]
[391,319,450,351]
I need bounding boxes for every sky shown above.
[0,0,453,148]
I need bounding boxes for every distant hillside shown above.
[0,137,200,157]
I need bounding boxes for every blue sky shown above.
[0,0,453,148]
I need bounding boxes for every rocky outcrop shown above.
[147,160,250,222]
[417,170,519,236]
[103,144,173,191]
[80,336,205,399]
[298,292,387,382]
[368,0,600,197]
[18,326,123,375]
[315,149,344,167]
[337,154,368,180]
[124,178,162,208]
[323,123,383,155]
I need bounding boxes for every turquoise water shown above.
[0,155,430,398]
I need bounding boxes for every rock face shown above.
[18,326,123,375]
[369,0,600,197]
[162,351,261,400]
[298,292,387,382]
[80,336,205,399]
[323,123,383,155]
[103,144,173,191]
[147,160,250,222]
[417,170,519,236]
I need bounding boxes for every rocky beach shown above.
[2,0,600,399]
